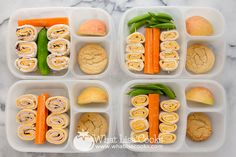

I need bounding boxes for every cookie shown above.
[78,44,108,74]
[77,113,108,141]
[187,112,212,141]
[186,44,215,74]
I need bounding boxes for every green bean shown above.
[153,84,176,99]
[127,89,163,97]
[37,28,50,75]
[131,84,163,90]
[128,13,151,26]
[149,12,173,20]
[129,20,146,34]
[149,23,176,29]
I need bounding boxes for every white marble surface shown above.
[1,0,236,156]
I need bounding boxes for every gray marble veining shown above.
[1,0,236,156]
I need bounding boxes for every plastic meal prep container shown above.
[6,80,115,153]
[119,7,225,78]
[7,7,114,79]
[119,79,227,152]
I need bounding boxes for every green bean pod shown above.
[128,13,151,26]
[127,89,163,97]
[149,23,176,29]
[131,84,163,90]
[37,28,50,75]
[129,20,146,34]
[149,12,173,20]
[153,84,176,99]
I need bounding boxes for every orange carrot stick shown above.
[18,17,69,27]
[35,93,49,144]
[153,28,160,73]
[148,94,160,144]
[144,28,154,74]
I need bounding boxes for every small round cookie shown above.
[187,112,212,141]
[78,44,108,74]
[77,113,108,141]
[186,44,215,74]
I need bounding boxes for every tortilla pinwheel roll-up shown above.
[130,118,149,133]
[126,43,145,53]
[126,59,144,72]
[15,58,37,73]
[159,112,179,125]
[16,109,37,125]
[46,113,69,129]
[160,51,179,60]
[160,100,180,112]
[159,123,177,133]
[129,107,149,119]
[159,59,179,72]
[45,96,69,114]
[47,24,70,40]
[16,25,38,41]
[160,30,179,42]
[125,53,144,61]
[15,41,37,58]
[130,131,149,143]
[160,41,180,51]
[131,95,149,107]
[47,54,69,71]
[17,124,36,141]
[16,94,38,109]
[46,128,68,144]
[127,32,145,44]
[158,133,176,144]
[47,38,70,56]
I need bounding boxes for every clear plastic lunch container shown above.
[119,79,227,152]
[119,7,225,79]
[6,80,115,153]
[7,7,114,79]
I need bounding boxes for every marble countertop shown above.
[1,0,236,156]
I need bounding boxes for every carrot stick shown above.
[144,28,154,74]
[18,17,69,27]
[35,93,49,144]
[148,94,160,144]
[153,28,160,73]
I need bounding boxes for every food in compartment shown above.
[46,128,68,144]
[17,124,36,141]
[47,54,70,71]
[77,86,108,105]
[159,123,177,133]
[15,41,37,58]
[46,113,69,129]
[126,59,144,72]
[18,17,69,27]
[160,99,180,112]
[16,109,37,125]
[187,112,212,141]
[126,43,145,53]
[158,133,176,144]
[126,12,180,75]
[186,16,213,36]
[77,113,108,142]
[160,30,179,41]
[159,112,179,125]
[16,25,38,41]
[125,53,144,61]
[47,24,70,40]
[129,107,149,119]
[127,32,145,44]
[16,94,38,109]
[186,87,214,105]
[77,19,107,36]
[131,95,149,107]
[159,59,179,72]
[47,38,70,56]
[45,96,69,114]
[186,44,215,74]
[78,44,108,74]
[16,93,70,145]
[15,58,38,73]
[130,118,149,133]
[130,131,149,143]
[160,51,179,60]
